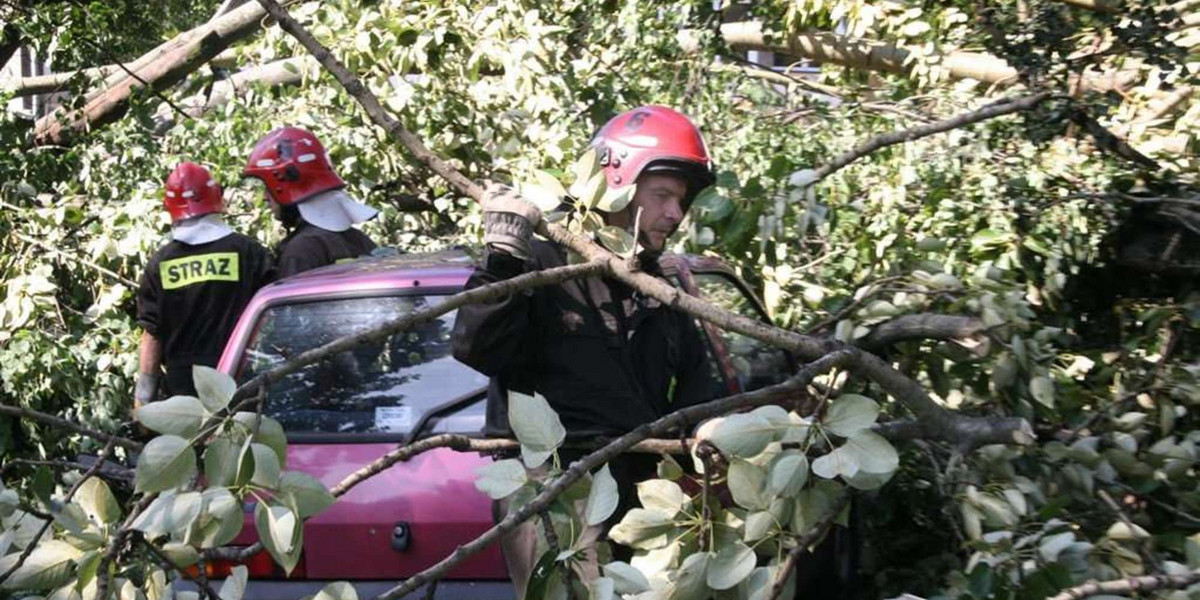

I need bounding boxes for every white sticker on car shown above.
[375,406,413,431]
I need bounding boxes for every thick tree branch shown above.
[719,22,1138,93]
[0,402,142,451]
[259,0,1034,452]
[770,491,852,600]
[856,314,986,352]
[153,57,318,132]
[806,92,1052,185]
[1047,570,1200,600]
[34,2,283,144]
[370,351,856,600]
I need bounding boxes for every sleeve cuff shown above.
[483,250,526,279]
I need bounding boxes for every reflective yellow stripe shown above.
[160,252,240,290]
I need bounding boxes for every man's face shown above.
[629,173,687,251]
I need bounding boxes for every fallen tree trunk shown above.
[33,2,279,144]
[720,22,1139,93]
[152,56,318,132]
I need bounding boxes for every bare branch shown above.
[0,402,142,451]
[770,491,852,600]
[806,92,1052,185]
[141,538,222,600]
[0,438,117,585]
[856,314,986,352]
[1047,570,1200,600]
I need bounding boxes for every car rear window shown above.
[236,294,489,436]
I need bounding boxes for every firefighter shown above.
[242,127,378,277]
[135,162,275,407]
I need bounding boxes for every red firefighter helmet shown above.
[242,127,346,206]
[163,162,224,223]
[590,105,716,209]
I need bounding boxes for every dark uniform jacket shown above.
[137,233,275,396]
[276,222,376,278]
[452,241,720,528]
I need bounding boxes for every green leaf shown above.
[636,479,689,517]
[585,465,619,526]
[707,541,755,590]
[233,413,287,465]
[728,459,768,510]
[1106,521,1150,540]
[588,576,615,600]
[1039,531,1076,562]
[767,451,809,497]
[218,565,247,600]
[523,550,560,600]
[161,542,200,568]
[197,488,242,549]
[597,225,636,255]
[704,413,775,458]
[46,584,82,600]
[312,581,358,600]
[822,394,879,437]
[132,491,203,538]
[135,397,207,437]
[811,447,859,480]
[254,501,302,574]
[669,551,710,600]
[842,430,899,475]
[570,147,602,195]
[656,455,685,480]
[596,184,636,213]
[792,481,843,534]
[51,500,89,534]
[1030,376,1056,408]
[75,478,121,526]
[277,472,334,519]
[533,169,568,199]
[744,510,776,542]
[473,459,527,499]
[507,391,565,467]
[601,561,650,595]
[0,539,82,590]
[203,437,239,488]
[135,435,197,494]
[608,508,675,550]
[971,228,1013,250]
[575,172,607,210]
[192,366,234,414]
[250,443,281,488]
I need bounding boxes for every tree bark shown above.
[33,2,281,144]
[153,57,318,132]
[720,22,1138,93]
[856,314,986,353]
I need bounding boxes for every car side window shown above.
[693,272,792,392]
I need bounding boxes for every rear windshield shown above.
[236,295,489,436]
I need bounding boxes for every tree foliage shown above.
[0,0,1196,598]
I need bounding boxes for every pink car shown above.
[210,249,793,599]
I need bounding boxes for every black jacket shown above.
[276,222,377,278]
[138,232,275,395]
[452,241,721,439]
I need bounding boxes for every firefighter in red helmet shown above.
[243,127,378,277]
[451,106,720,597]
[135,162,275,408]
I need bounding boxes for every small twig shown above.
[0,402,141,451]
[0,437,117,585]
[769,491,852,600]
[95,495,157,600]
[73,35,192,121]
[1106,481,1200,527]
[142,538,222,600]
[807,92,1053,185]
[1098,488,1162,573]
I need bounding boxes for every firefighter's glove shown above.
[482,183,541,262]
[134,372,159,411]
